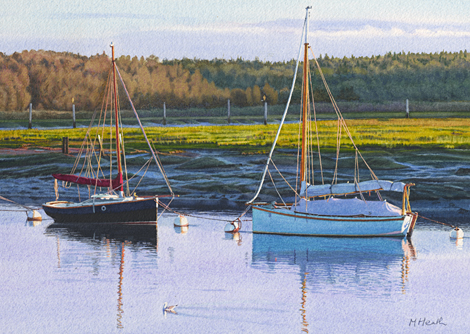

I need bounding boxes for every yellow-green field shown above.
[1,118,470,153]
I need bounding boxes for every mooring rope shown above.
[157,199,247,224]
[419,215,456,228]
[0,195,37,211]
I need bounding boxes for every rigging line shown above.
[332,118,341,185]
[70,70,112,176]
[355,149,360,183]
[97,159,151,196]
[90,68,112,170]
[246,12,307,204]
[313,61,377,181]
[130,157,153,196]
[149,139,171,191]
[295,79,303,206]
[309,48,378,180]
[307,95,313,186]
[87,73,112,189]
[270,158,301,198]
[97,82,111,182]
[92,94,110,197]
[109,78,113,187]
[116,82,130,196]
[231,204,252,224]
[267,167,287,206]
[354,149,357,183]
[116,93,130,196]
[115,65,174,196]
[157,196,174,219]
[308,92,315,186]
[309,68,324,184]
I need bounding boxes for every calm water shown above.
[1,206,469,333]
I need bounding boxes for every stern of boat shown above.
[405,212,418,238]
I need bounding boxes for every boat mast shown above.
[300,6,311,184]
[111,43,124,196]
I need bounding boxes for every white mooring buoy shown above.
[224,220,240,233]
[26,210,42,222]
[174,215,188,227]
[450,227,464,239]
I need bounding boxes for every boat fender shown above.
[450,227,464,239]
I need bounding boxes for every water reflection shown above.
[251,234,417,296]
[224,231,243,246]
[45,222,158,248]
[117,242,125,329]
[452,237,464,249]
[45,223,157,330]
[174,225,189,234]
[300,272,309,333]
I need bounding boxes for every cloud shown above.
[2,18,469,60]
[52,12,161,20]
[138,18,470,40]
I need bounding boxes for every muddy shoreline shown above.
[1,148,470,226]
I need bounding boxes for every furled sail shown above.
[300,180,407,198]
[291,197,403,216]
[52,173,122,188]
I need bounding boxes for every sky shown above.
[1,0,470,61]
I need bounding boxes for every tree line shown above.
[1,49,469,112]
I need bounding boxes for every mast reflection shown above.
[300,272,309,333]
[117,242,125,329]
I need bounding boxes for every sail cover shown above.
[300,180,406,198]
[52,173,122,188]
[291,197,402,217]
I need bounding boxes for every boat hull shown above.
[252,205,417,237]
[42,197,158,223]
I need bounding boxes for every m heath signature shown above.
[409,317,447,327]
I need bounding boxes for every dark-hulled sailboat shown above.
[43,43,173,223]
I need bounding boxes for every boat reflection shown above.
[45,223,152,329]
[252,234,417,295]
[45,222,158,248]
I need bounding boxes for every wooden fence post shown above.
[163,102,167,125]
[264,101,268,125]
[62,137,69,154]
[72,103,76,128]
[405,99,409,118]
[227,99,231,124]
[28,103,32,129]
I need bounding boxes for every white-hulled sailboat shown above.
[246,7,418,237]
[42,43,174,223]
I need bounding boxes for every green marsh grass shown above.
[1,118,470,153]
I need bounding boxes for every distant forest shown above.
[1,49,469,112]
